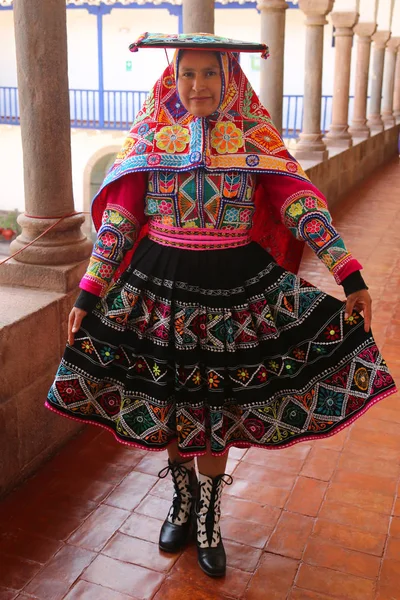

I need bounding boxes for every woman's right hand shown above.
[68,307,88,345]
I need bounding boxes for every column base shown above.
[294,147,329,162]
[367,115,384,132]
[294,133,328,161]
[10,213,93,266]
[382,114,396,127]
[0,258,90,293]
[323,125,353,148]
[348,121,370,139]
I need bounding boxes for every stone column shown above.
[295,0,334,161]
[257,0,288,133]
[394,46,400,122]
[182,0,215,33]
[10,0,92,268]
[367,30,391,131]
[382,37,400,127]
[324,11,359,148]
[348,22,376,139]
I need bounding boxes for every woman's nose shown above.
[192,76,206,92]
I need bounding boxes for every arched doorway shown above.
[86,151,118,240]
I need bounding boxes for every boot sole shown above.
[159,542,185,553]
[197,560,226,578]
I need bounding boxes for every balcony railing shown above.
[1,86,356,138]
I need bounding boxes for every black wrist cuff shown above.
[341,271,368,297]
[75,290,101,313]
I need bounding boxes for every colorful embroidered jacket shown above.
[79,168,363,303]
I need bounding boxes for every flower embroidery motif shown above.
[325,324,340,341]
[268,360,279,371]
[257,368,268,382]
[305,219,322,234]
[81,340,93,354]
[135,358,146,373]
[293,348,306,360]
[211,122,245,154]
[100,346,115,361]
[155,125,190,154]
[116,137,135,161]
[159,200,173,215]
[175,315,185,335]
[345,312,360,326]
[304,196,317,209]
[287,202,303,218]
[152,364,161,377]
[237,368,249,381]
[208,372,220,388]
[192,371,201,385]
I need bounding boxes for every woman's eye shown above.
[206,71,217,77]
[182,72,194,78]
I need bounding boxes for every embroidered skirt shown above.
[46,237,396,456]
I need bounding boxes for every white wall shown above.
[103,8,178,91]
[0,125,24,212]
[66,9,99,89]
[0,10,17,86]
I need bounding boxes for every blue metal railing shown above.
[0,86,19,125]
[1,86,356,137]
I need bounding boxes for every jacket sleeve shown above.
[257,173,364,287]
[78,172,147,300]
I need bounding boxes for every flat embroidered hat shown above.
[129,32,269,58]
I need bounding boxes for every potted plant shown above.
[0,210,21,242]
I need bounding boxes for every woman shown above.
[47,33,396,578]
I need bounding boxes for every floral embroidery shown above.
[345,313,360,326]
[100,346,115,361]
[81,340,93,354]
[287,202,303,218]
[211,122,244,154]
[155,125,190,154]
[237,368,249,381]
[208,372,220,388]
[325,325,340,341]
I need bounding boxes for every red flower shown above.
[56,379,86,404]
[324,324,340,341]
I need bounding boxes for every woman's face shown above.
[177,50,222,118]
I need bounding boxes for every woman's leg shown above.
[196,447,229,476]
[167,439,193,464]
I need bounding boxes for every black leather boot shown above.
[196,472,233,577]
[158,460,197,553]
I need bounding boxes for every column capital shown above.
[298,0,334,24]
[331,11,359,35]
[387,36,400,52]
[257,0,288,12]
[354,22,377,40]
[372,30,391,48]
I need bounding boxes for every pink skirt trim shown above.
[45,384,397,458]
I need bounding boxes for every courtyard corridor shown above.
[0,159,399,600]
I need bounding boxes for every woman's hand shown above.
[345,289,372,333]
[68,307,88,345]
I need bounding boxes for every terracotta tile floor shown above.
[1,158,399,600]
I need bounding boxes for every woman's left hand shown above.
[345,289,372,333]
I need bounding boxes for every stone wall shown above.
[0,287,83,497]
[304,126,400,207]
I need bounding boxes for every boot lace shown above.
[158,461,193,522]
